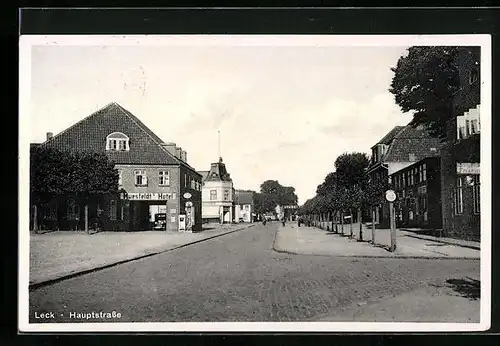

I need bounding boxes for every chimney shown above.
[175,147,183,160]
[160,142,177,156]
[181,150,187,162]
[46,132,53,141]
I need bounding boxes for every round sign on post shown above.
[183,192,192,199]
[385,189,397,202]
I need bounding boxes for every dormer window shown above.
[106,132,130,151]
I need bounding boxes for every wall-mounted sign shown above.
[126,192,174,201]
[385,190,397,202]
[183,192,192,199]
[457,163,480,175]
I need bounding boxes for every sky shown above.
[28,38,414,204]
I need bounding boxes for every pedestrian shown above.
[282,217,286,227]
[262,217,267,226]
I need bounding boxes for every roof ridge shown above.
[381,125,406,161]
[40,101,117,147]
[113,103,182,165]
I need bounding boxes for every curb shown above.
[271,228,480,260]
[29,224,256,291]
[404,234,480,250]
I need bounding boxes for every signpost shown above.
[385,189,397,252]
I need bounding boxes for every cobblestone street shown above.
[29,223,480,323]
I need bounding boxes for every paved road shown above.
[29,223,479,322]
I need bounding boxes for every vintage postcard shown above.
[19,34,491,332]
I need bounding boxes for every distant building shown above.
[198,157,235,224]
[440,47,481,241]
[31,102,202,232]
[234,190,254,223]
[366,124,443,227]
[390,157,442,230]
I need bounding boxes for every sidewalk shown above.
[315,277,480,322]
[29,223,255,287]
[273,223,480,259]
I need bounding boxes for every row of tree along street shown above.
[299,152,385,241]
[299,46,477,243]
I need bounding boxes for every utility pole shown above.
[218,129,221,159]
[385,190,397,252]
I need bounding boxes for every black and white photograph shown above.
[18,34,491,332]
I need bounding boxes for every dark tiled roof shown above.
[197,171,210,182]
[204,158,233,182]
[370,126,405,149]
[383,124,443,162]
[235,190,254,205]
[40,102,200,176]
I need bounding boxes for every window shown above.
[210,190,217,201]
[191,179,196,190]
[455,177,464,214]
[120,203,125,221]
[245,205,250,211]
[118,170,122,186]
[159,171,169,186]
[223,190,230,201]
[471,119,479,134]
[184,174,187,188]
[135,170,148,186]
[473,175,480,214]
[419,166,423,183]
[110,200,117,221]
[422,164,427,181]
[106,132,130,151]
[67,200,79,220]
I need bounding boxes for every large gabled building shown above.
[366,124,443,227]
[31,102,203,232]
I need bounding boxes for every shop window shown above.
[159,170,169,186]
[455,177,464,215]
[106,132,130,151]
[473,175,480,214]
[134,170,148,186]
[210,190,217,201]
[110,200,117,221]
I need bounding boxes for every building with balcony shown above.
[30,102,202,232]
[198,158,235,224]
[440,46,481,241]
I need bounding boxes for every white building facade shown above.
[198,158,235,224]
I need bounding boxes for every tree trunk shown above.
[349,209,353,238]
[85,204,89,234]
[334,211,338,233]
[372,206,376,244]
[340,211,344,235]
[33,205,38,233]
[358,207,363,241]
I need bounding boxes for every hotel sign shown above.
[457,163,480,175]
[125,192,176,201]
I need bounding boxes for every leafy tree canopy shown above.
[389,46,467,140]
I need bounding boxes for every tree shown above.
[334,152,369,188]
[259,180,298,212]
[30,146,119,231]
[389,46,471,140]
